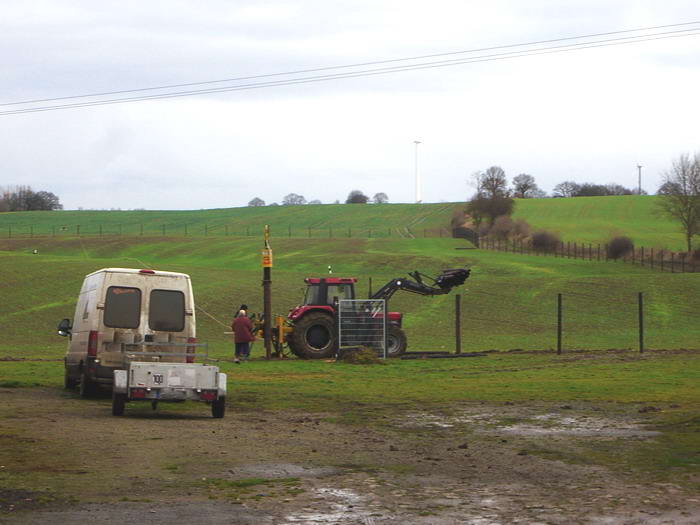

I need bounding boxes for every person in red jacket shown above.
[232,307,255,363]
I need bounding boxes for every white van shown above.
[58,268,198,397]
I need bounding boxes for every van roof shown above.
[86,268,190,279]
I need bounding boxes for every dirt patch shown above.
[1,389,699,524]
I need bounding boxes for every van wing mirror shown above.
[57,318,72,337]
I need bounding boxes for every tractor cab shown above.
[302,277,357,308]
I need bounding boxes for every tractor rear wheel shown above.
[386,325,407,357]
[289,312,337,359]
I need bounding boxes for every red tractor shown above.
[283,268,470,358]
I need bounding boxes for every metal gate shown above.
[338,299,387,358]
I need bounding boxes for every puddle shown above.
[282,487,378,524]
[399,412,483,428]
[499,413,660,438]
[225,463,340,479]
[399,411,658,438]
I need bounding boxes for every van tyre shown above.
[386,325,408,357]
[64,368,78,390]
[112,393,126,416]
[289,312,337,359]
[79,371,97,398]
[212,397,226,418]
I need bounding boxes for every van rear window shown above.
[104,287,141,328]
[149,290,185,332]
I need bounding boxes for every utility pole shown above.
[262,225,273,359]
[414,140,422,203]
[637,164,643,195]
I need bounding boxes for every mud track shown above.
[1,388,698,524]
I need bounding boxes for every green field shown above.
[512,195,684,249]
[1,234,698,364]
[0,195,691,250]
[1,211,699,495]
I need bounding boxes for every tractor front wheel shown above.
[289,312,337,359]
[386,325,407,357]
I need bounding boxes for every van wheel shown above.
[64,368,78,390]
[79,372,97,398]
[112,393,126,416]
[212,397,226,418]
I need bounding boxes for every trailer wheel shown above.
[112,393,126,416]
[212,397,226,418]
[386,325,408,357]
[289,312,337,359]
[64,368,78,390]
[79,371,97,398]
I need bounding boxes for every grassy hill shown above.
[0,195,688,250]
[512,195,683,249]
[1,235,698,362]
[0,203,460,239]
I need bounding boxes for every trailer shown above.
[112,346,227,418]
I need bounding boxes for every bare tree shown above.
[511,174,539,198]
[466,166,513,227]
[247,197,265,207]
[552,181,581,198]
[372,192,388,204]
[282,193,307,205]
[478,166,509,199]
[657,152,700,252]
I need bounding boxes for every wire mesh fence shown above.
[338,299,387,358]
[1,223,455,240]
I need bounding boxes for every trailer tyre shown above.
[289,312,337,359]
[112,393,126,416]
[386,325,408,357]
[212,397,226,418]
[79,371,98,398]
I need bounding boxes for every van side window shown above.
[104,287,141,328]
[149,290,185,332]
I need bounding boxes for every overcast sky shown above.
[2,1,699,210]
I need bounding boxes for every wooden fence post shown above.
[455,294,462,354]
[557,293,563,355]
[638,292,644,353]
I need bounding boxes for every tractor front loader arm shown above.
[370,268,470,302]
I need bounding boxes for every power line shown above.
[3,20,698,108]
[3,26,700,116]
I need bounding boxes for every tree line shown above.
[0,186,63,212]
[247,190,388,207]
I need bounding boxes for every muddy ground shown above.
[1,387,698,524]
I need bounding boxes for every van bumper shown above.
[85,358,119,384]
